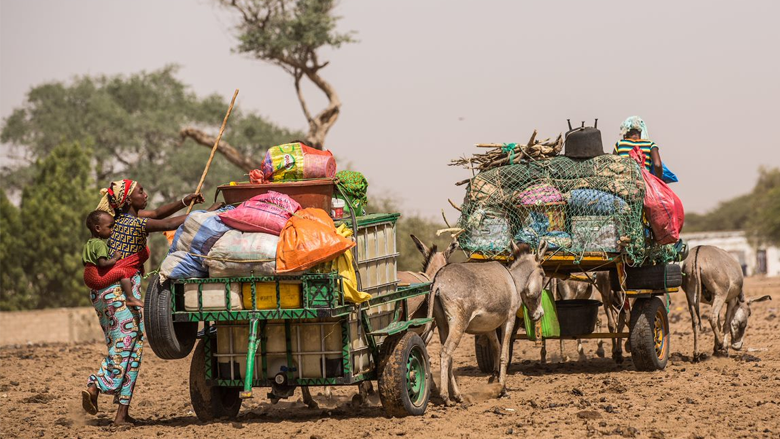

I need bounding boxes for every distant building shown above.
[680,230,780,277]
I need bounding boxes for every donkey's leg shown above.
[709,295,727,356]
[559,339,568,363]
[577,339,587,361]
[687,297,701,361]
[540,339,547,364]
[497,317,517,395]
[486,330,501,383]
[440,320,467,405]
[301,387,319,409]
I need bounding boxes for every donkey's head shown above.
[728,294,771,350]
[411,234,459,279]
[509,240,548,321]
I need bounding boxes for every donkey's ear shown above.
[444,238,459,261]
[410,234,431,259]
[511,241,531,260]
[748,295,772,305]
[536,239,548,263]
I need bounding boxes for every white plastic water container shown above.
[184,282,243,311]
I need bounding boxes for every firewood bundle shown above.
[450,130,563,172]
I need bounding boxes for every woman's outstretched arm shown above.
[139,193,205,219]
[144,201,225,233]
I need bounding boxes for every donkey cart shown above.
[144,183,434,420]
[474,253,682,372]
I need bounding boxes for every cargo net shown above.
[456,155,677,265]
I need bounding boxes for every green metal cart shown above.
[145,213,433,421]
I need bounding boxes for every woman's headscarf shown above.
[619,116,649,139]
[96,179,138,216]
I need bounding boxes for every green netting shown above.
[456,155,677,265]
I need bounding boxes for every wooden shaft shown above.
[186,88,239,214]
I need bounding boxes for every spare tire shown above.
[144,274,197,359]
[611,264,682,291]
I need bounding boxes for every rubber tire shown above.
[190,339,242,421]
[611,264,682,291]
[378,332,431,417]
[474,318,519,374]
[144,274,197,360]
[628,297,670,371]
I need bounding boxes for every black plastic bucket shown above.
[555,299,601,337]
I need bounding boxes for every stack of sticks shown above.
[450,130,563,173]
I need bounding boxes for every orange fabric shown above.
[275,208,355,273]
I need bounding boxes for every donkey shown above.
[682,245,772,360]
[399,234,459,322]
[428,241,547,406]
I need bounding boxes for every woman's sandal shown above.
[81,390,98,415]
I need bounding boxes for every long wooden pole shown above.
[186,88,239,214]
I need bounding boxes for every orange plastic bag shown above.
[276,208,355,273]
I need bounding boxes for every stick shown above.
[186,89,239,214]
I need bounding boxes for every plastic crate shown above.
[571,215,620,252]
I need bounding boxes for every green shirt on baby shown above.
[82,238,110,265]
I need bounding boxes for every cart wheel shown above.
[378,332,431,417]
[190,339,242,422]
[474,320,518,374]
[144,274,197,359]
[628,297,670,371]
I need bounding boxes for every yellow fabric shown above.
[331,224,371,304]
[96,180,137,217]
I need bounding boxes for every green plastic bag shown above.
[522,289,560,340]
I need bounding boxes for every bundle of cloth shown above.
[249,142,337,183]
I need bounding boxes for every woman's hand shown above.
[182,193,205,207]
[207,202,226,212]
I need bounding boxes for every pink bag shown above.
[219,191,301,235]
[629,147,684,244]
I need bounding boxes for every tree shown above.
[683,194,752,233]
[2,66,304,199]
[217,0,355,149]
[10,142,94,309]
[746,167,780,246]
[368,195,465,272]
[0,189,30,311]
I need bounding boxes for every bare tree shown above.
[219,0,354,149]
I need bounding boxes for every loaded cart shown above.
[144,181,433,420]
[455,128,685,372]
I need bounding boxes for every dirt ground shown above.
[2,277,779,439]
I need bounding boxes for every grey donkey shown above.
[681,245,771,360]
[427,241,547,406]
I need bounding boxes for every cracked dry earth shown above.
[1,277,779,439]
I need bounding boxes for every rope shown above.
[186,251,274,263]
[501,143,517,166]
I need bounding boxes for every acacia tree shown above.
[182,0,353,158]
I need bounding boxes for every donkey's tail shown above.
[421,284,438,344]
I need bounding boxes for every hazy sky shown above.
[2,0,779,219]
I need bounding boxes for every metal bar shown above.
[285,320,294,383]
[514,332,630,340]
[204,321,212,380]
[240,319,260,399]
[260,321,268,381]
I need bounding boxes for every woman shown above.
[82,179,222,425]
[613,116,664,179]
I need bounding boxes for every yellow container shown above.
[241,282,302,310]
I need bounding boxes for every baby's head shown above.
[86,210,114,239]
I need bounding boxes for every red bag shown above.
[629,147,684,244]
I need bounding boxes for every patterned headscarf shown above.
[619,116,649,139]
[96,179,138,216]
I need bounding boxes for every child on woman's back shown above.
[82,210,144,308]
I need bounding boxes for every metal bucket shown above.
[555,299,601,337]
